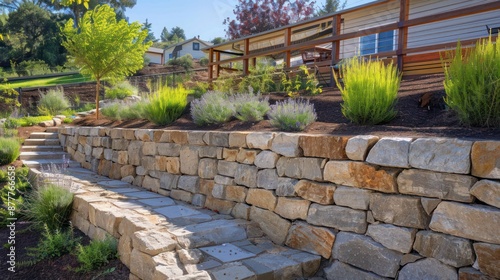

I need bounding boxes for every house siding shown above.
[165,40,210,61]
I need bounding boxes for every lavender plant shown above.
[190,91,235,125]
[229,89,270,122]
[267,98,317,131]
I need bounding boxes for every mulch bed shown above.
[73,74,500,140]
[0,221,129,280]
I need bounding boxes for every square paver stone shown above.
[98,180,134,187]
[200,243,256,263]
[112,201,143,209]
[126,191,164,199]
[108,187,141,194]
[139,197,176,207]
[155,205,202,219]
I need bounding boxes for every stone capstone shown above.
[271,133,302,157]
[410,138,473,174]
[470,179,500,208]
[366,137,412,168]
[299,135,348,159]
[471,141,500,179]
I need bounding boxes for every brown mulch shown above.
[72,74,500,140]
[0,222,129,280]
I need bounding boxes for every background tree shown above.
[315,0,345,16]
[48,0,135,25]
[224,0,316,39]
[62,4,150,119]
[143,18,157,42]
[168,26,185,41]
[160,26,169,42]
[211,37,226,45]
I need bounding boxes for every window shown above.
[193,42,200,51]
[360,30,395,55]
[169,53,173,59]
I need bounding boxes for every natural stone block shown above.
[225,185,247,202]
[472,141,500,179]
[133,175,144,187]
[324,161,399,193]
[232,203,251,220]
[177,176,200,193]
[135,129,153,141]
[142,175,160,192]
[191,194,206,207]
[250,206,291,245]
[307,204,367,234]
[410,138,473,174]
[204,196,235,214]
[458,267,491,280]
[217,161,238,177]
[333,186,371,210]
[257,169,279,189]
[102,148,112,161]
[332,232,402,278]
[141,156,157,171]
[254,151,280,169]
[157,143,181,157]
[133,230,177,255]
[470,179,500,208]
[120,165,136,178]
[187,131,206,145]
[229,132,249,148]
[276,157,325,181]
[180,146,199,175]
[398,258,457,280]
[92,147,104,159]
[397,169,477,202]
[413,230,475,267]
[246,189,277,211]
[324,261,387,280]
[156,156,180,174]
[157,131,172,143]
[178,249,204,265]
[199,179,214,196]
[271,133,302,157]
[119,215,163,237]
[285,221,335,258]
[366,137,412,168]
[234,164,258,188]
[203,131,229,147]
[198,158,217,179]
[400,253,424,266]
[275,197,310,220]
[299,135,348,159]
[170,189,193,203]
[128,141,143,165]
[159,172,179,190]
[370,193,429,229]
[246,132,274,150]
[430,202,500,244]
[222,148,238,161]
[236,149,258,164]
[214,175,234,185]
[130,249,155,280]
[420,197,441,215]
[112,139,129,150]
[294,180,335,205]
[249,253,302,279]
[275,178,299,197]
[474,242,500,278]
[142,142,156,156]
[345,135,379,161]
[109,163,123,180]
[118,235,133,267]
[367,224,416,254]
[170,131,188,144]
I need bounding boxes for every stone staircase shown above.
[23,130,324,280]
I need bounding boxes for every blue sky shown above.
[126,0,371,42]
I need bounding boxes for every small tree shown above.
[62,4,151,119]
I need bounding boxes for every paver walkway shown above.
[23,130,323,280]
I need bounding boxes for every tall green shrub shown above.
[334,57,400,124]
[444,36,500,127]
[0,137,21,165]
[105,80,138,100]
[144,86,188,125]
[38,87,70,116]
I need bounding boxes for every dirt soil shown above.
[0,221,129,280]
[73,74,500,140]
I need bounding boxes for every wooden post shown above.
[243,38,250,75]
[397,0,410,72]
[215,51,221,78]
[330,15,342,87]
[284,28,292,68]
[208,48,214,82]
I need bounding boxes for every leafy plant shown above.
[199,57,209,66]
[3,118,20,129]
[0,167,31,227]
[22,224,80,266]
[38,87,71,116]
[21,184,74,231]
[444,36,500,127]
[191,81,210,98]
[144,86,188,125]
[0,137,21,165]
[101,100,148,121]
[0,84,21,114]
[334,56,400,125]
[17,116,53,127]
[105,80,138,100]
[284,65,322,97]
[267,98,317,131]
[190,91,235,125]
[230,91,270,122]
[167,54,194,71]
[76,236,117,272]
[212,72,239,94]
[238,64,279,93]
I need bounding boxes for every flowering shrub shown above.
[267,98,317,131]
[190,91,235,125]
[230,91,270,122]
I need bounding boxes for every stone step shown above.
[28,132,59,139]
[20,151,67,160]
[24,138,60,146]
[44,127,60,133]
[22,158,80,169]
[21,145,63,152]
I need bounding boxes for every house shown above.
[165,37,212,61]
[203,0,500,83]
[145,47,165,65]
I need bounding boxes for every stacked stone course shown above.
[60,127,500,279]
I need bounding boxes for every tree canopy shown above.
[62,4,150,118]
[315,0,345,16]
[143,18,157,43]
[224,0,316,39]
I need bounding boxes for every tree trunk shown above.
[95,78,100,119]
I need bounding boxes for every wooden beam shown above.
[213,50,244,56]
[330,15,341,87]
[208,48,213,81]
[397,0,410,71]
[243,38,250,75]
[215,52,221,78]
[284,27,291,68]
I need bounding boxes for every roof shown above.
[146,47,165,54]
[165,38,212,52]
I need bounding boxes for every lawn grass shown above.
[5,74,93,88]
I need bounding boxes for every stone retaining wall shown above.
[58,127,500,279]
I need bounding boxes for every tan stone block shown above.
[171,131,188,144]
[170,189,193,203]
[229,132,249,148]
[110,129,122,139]
[198,158,218,179]
[236,149,258,164]
[232,203,251,220]
[156,131,171,142]
[118,215,162,237]
[275,197,310,220]
[87,224,108,241]
[156,156,180,174]
[285,221,335,258]
[299,135,348,159]
[246,189,277,211]
[71,212,90,234]
[294,180,335,205]
[110,163,123,180]
[324,161,399,193]
[199,179,215,197]
[130,249,155,280]
[133,230,177,255]
[143,175,161,192]
[135,129,153,141]
[121,165,136,178]
[122,129,136,140]
[94,204,130,237]
[142,142,156,156]
[187,131,206,145]
[223,148,238,161]
[474,243,500,278]
[470,179,500,208]
[458,267,491,280]
[180,146,199,175]
[472,141,500,179]
[225,185,247,202]
[250,206,291,244]
[118,235,133,267]
[204,196,235,214]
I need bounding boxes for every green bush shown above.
[0,137,21,165]
[101,100,148,121]
[105,80,138,100]
[3,118,20,129]
[76,237,117,272]
[167,54,193,71]
[18,116,53,127]
[0,85,21,113]
[191,91,235,125]
[230,92,270,122]
[267,98,317,131]
[199,57,209,66]
[17,60,51,76]
[0,167,31,227]
[22,225,80,266]
[282,65,322,97]
[444,36,500,127]
[21,184,74,231]
[212,72,239,94]
[191,81,210,98]
[334,57,400,125]
[144,86,188,125]
[238,64,280,93]
[38,88,71,116]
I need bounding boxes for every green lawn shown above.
[5,74,93,88]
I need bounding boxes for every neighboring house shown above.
[145,47,165,65]
[165,37,212,61]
